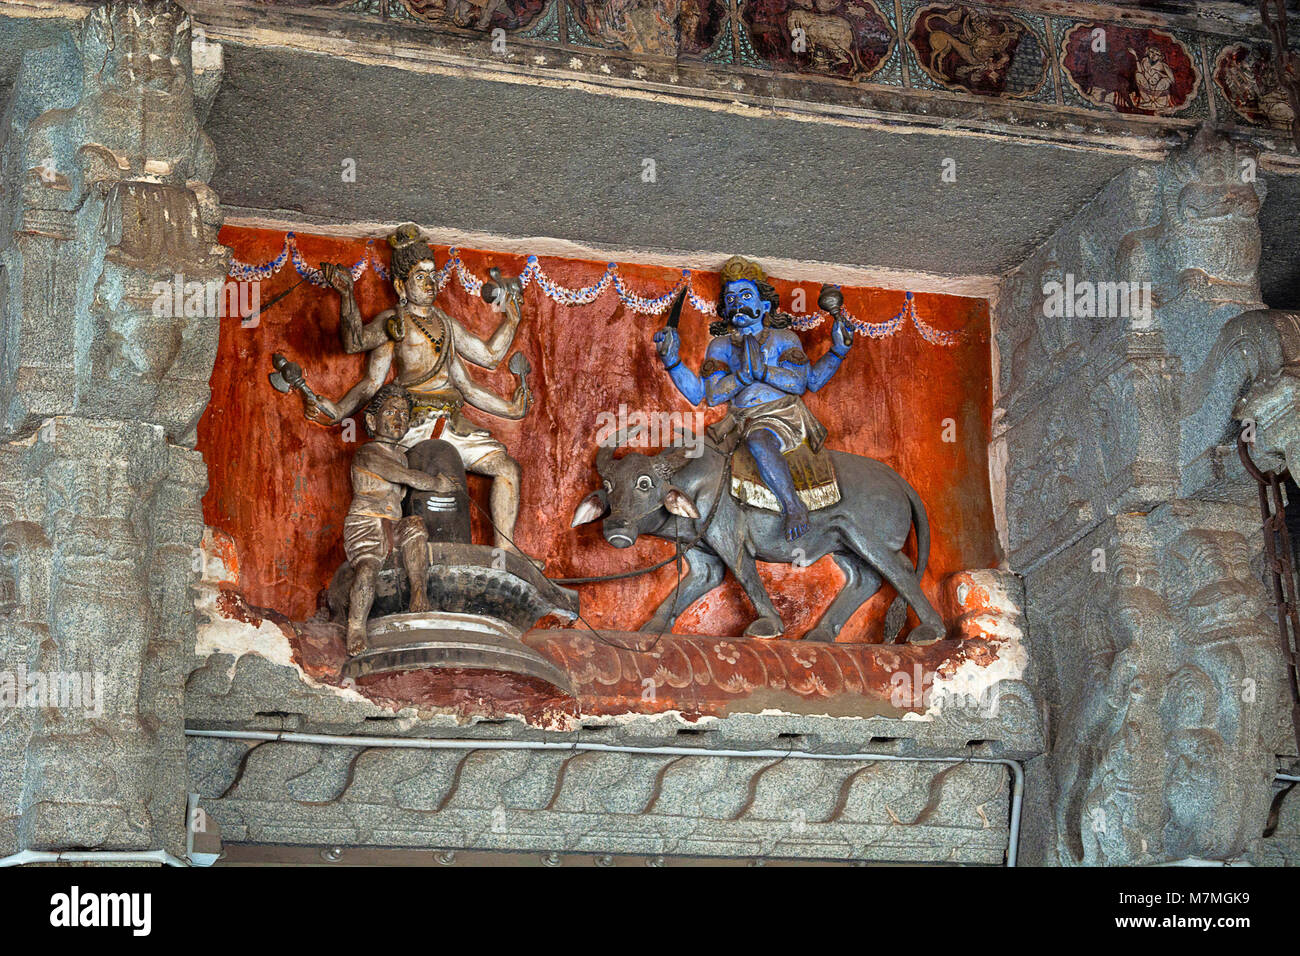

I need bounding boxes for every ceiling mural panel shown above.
[1214,41,1297,129]
[905,3,1048,100]
[739,0,896,81]
[1059,21,1203,116]
[186,0,1298,146]
[396,0,549,31]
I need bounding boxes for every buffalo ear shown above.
[663,486,700,520]
[570,490,609,528]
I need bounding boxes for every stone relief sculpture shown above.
[268,223,577,687]
[999,128,1286,865]
[311,223,536,565]
[572,256,947,643]
[0,0,219,858]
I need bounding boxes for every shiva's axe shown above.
[268,352,323,407]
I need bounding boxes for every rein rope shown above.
[551,446,734,586]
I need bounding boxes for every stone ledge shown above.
[188,735,1016,864]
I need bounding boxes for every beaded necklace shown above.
[399,301,444,355]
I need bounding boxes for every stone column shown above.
[996,126,1291,865]
[0,0,226,859]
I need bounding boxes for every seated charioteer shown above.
[652,256,854,540]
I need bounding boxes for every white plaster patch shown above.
[193,583,295,676]
[190,528,373,705]
[191,38,223,71]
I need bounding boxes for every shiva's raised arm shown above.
[451,282,523,371]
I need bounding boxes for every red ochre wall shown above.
[198,226,999,642]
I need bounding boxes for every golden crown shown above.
[719,256,768,286]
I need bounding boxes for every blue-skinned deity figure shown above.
[653,256,854,540]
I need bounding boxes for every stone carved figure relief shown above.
[1052,543,1175,865]
[0,0,227,443]
[1159,528,1277,860]
[1040,509,1281,865]
[1115,128,1263,332]
[996,124,1285,864]
[1000,130,1264,565]
[907,4,1045,97]
[572,256,948,643]
[0,0,221,855]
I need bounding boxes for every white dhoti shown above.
[399,408,506,470]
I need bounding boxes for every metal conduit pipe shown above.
[186,728,1025,866]
[0,849,187,867]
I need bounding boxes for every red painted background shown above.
[198,227,999,642]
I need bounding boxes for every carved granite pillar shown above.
[0,0,226,858]
[996,126,1289,865]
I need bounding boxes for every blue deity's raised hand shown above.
[653,327,680,367]
[831,313,855,356]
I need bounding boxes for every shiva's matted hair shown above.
[388,222,437,282]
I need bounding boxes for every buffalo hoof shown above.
[744,616,784,640]
[907,624,944,646]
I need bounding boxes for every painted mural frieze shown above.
[1060,23,1201,116]
[906,4,1046,98]
[568,0,727,57]
[741,0,895,81]
[1215,42,1296,129]
[399,0,547,31]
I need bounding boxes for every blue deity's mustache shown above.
[725,306,760,321]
